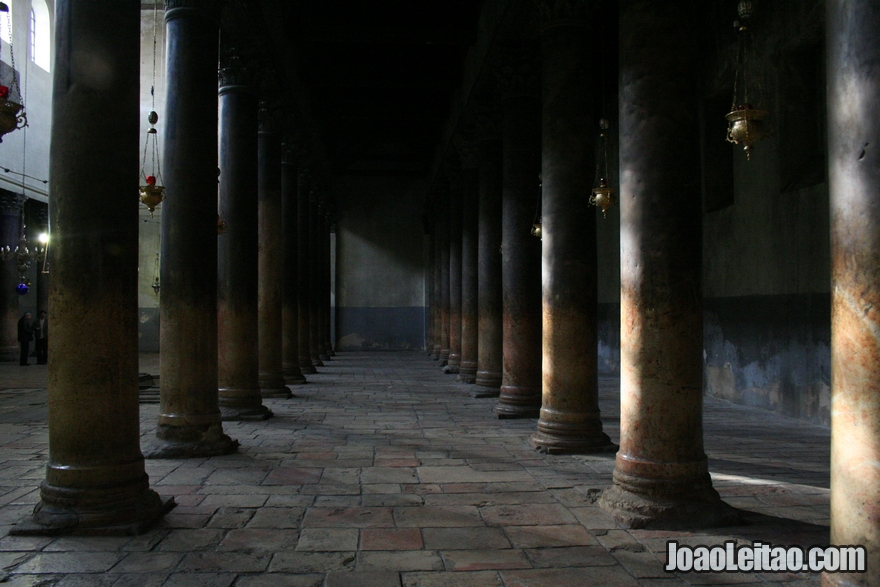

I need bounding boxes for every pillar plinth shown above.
[0,192,22,362]
[475,136,503,397]
[599,0,734,528]
[147,1,237,459]
[530,11,614,454]
[12,0,174,535]
[459,161,479,384]
[257,123,291,399]
[444,174,463,374]
[282,157,307,385]
[496,54,542,419]
[825,1,880,584]
[217,70,272,421]
[297,169,317,374]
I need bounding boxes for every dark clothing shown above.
[34,317,47,364]
[17,316,33,366]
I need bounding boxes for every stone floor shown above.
[0,351,830,586]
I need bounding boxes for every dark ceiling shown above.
[260,1,484,178]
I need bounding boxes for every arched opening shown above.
[30,0,50,71]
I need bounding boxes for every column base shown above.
[327,347,335,357]
[11,485,175,537]
[221,405,273,421]
[145,424,239,459]
[260,374,293,399]
[439,349,450,367]
[442,364,460,374]
[459,362,477,384]
[0,345,16,363]
[529,428,617,455]
[598,472,740,530]
[300,359,317,374]
[496,385,541,419]
[319,354,331,361]
[312,356,324,367]
[283,365,307,385]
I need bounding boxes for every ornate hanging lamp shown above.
[0,2,27,143]
[726,0,769,160]
[589,118,615,217]
[139,2,165,215]
[151,250,160,294]
[531,173,542,239]
[0,219,46,293]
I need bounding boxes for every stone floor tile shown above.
[269,552,357,573]
[108,573,169,587]
[503,524,597,548]
[325,571,402,587]
[13,552,121,574]
[232,574,324,587]
[394,506,484,528]
[500,567,641,587]
[159,573,237,587]
[177,552,271,573]
[302,507,394,528]
[422,527,510,550]
[480,503,577,527]
[524,545,617,568]
[361,528,424,551]
[296,528,359,551]
[357,550,445,572]
[417,467,532,484]
[401,571,503,587]
[246,507,306,528]
[440,549,530,571]
[110,552,183,574]
[262,467,323,485]
[217,528,299,552]
[155,529,224,552]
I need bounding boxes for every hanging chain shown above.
[141,1,163,185]
[5,9,21,100]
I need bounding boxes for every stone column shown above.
[432,213,443,359]
[12,0,173,534]
[148,0,237,458]
[425,225,435,354]
[309,192,324,367]
[445,172,463,374]
[459,149,480,384]
[297,166,317,374]
[31,202,50,319]
[282,152,307,385]
[438,192,451,366]
[324,212,335,357]
[321,211,333,359]
[599,0,733,527]
[257,108,290,399]
[476,126,503,398]
[530,1,614,453]
[496,50,542,418]
[0,191,22,362]
[217,55,272,421]
[826,1,880,584]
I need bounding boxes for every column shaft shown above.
[439,198,451,365]
[149,1,236,458]
[497,91,542,418]
[13,0,172,534]
[432,215,443,359]
[282,159,307,384]
[459,166,479,383]
[599,0,734,527]
[530,17,613,453]
[425,229,435,354]
[826,1,880,584]
[445,178,463,373]
[297,170,316,374]
[0,195,21,362]
[257,128,290,399]
[217,82,272,421]
[309,196,324,367]
[475,139,503,397]
[321,214,332,360]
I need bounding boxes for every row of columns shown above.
[12,0,335,535]
[426,8,880,584]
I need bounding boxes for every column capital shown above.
[218,48,256,92]
[258,101,281,134]
[535,0,597,30]
[165,0,221,22]
[466,101,502,143]
[0,189,24,216]
[454,133,481,169]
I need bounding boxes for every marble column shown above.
[599,0,733,527]
[217,56,272,421]
[0,191,22,362]
[530,1,614,453]
[475,132,503,398]
[432,214,443,360]
[148,0,237,458]
[282,152,307,385]
[321,212,333,359]
[297,167,317,374]
[31,203,50,319]
[257,110,290,399]
[12,0,173,534]
[459,150,480,384]
[445,173,463,374]
[496,51,542,419]
[425,226,435,354]
[438,193,451,366]
[309,192,324,367]
[826,1,880,584]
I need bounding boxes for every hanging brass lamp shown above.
[726,1,769,160]
[0,3,27,143]
[589,118,615,217]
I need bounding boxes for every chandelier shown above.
[0,2,27,143]
[725,1,769,160]
[0,224,46,293]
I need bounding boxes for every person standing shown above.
[34,310,47,365]
[17,312,33,366]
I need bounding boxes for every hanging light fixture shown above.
[151,251,160,294]
[531,173,542,239]
[0,2,26,143]
[726,0,769,160]
[0,221,45,291]
[589,118,615,217]
[139,2,165,215]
